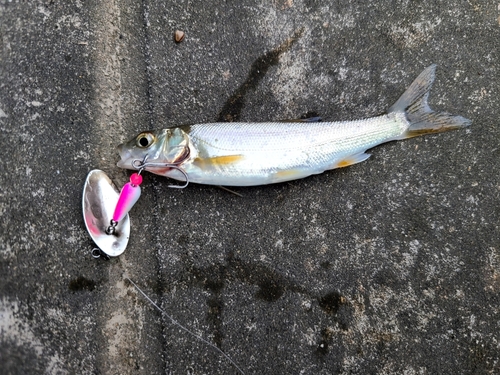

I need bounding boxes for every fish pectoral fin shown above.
[193,154,244,168]
[331,152,371,169]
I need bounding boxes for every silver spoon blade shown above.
[82,169,130,257]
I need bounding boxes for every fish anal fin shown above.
[331,153,371,169]
[270,168,310,183]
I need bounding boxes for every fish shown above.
[117,65,471,187]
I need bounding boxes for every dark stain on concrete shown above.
[207,296,224,348]
[186,251,307,348]
[316,327,335,356]
[318,291,346,315]
[68,276,96,292]
[255,276,285,302]
[217,28,305,122]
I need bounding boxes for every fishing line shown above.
[125,277,246,375]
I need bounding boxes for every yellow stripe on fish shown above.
[193,155,244,168]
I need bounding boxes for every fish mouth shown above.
[116,143,132,169]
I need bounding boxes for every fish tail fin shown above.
[389,64,472,139]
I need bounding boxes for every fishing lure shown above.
[117,65,471,187]
[82,169,131,258]
[82,163,145,258]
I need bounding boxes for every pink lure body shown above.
[112,173,142,222]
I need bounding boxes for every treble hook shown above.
[135,154,149,176]
[131,156,189,189]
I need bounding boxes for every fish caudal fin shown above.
[389,64,472,139]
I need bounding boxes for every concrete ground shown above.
[1,1,499,374]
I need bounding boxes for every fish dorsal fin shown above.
[280,116,322,123]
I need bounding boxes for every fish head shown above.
[117,128,190,172]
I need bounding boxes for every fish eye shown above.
[136,133,155,148]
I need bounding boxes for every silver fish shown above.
[117,65,471,186]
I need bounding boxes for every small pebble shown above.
[174,30,185,43]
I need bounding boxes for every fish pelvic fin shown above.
[331,152,371,169]
[389,64,472,139]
